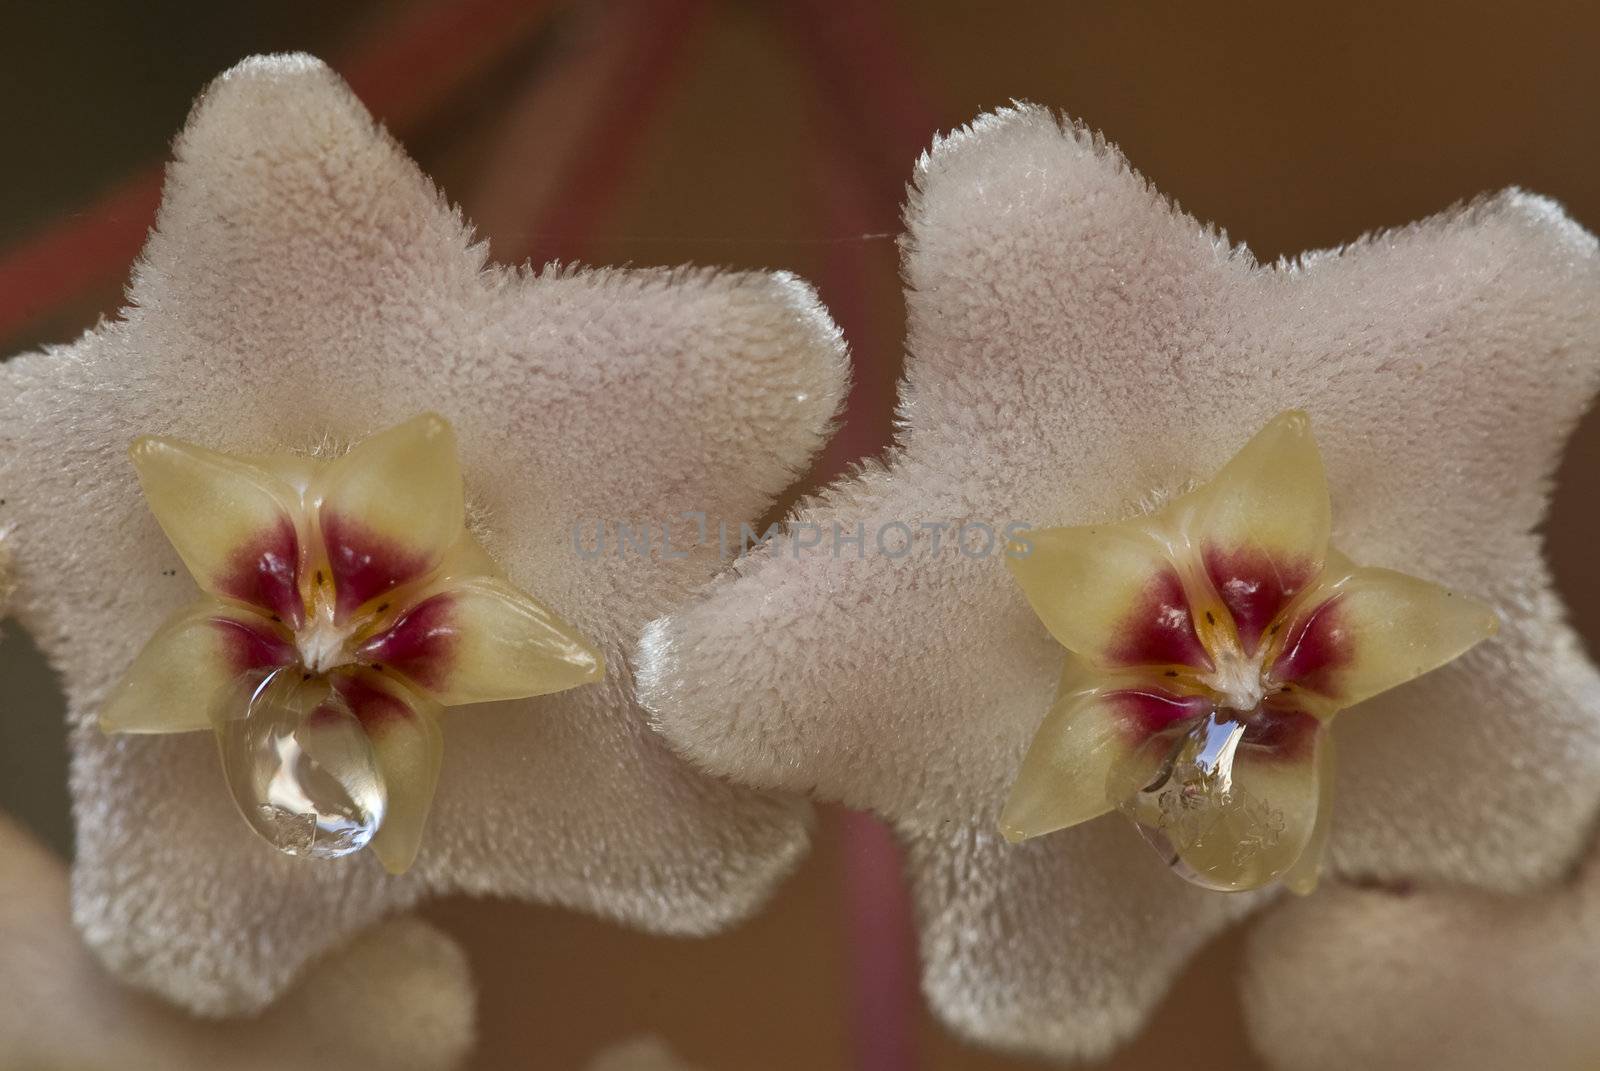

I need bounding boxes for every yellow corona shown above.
[1002,411,1497,893]
[102,414,603,873]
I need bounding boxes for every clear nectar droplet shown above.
[1109,708,1309,892]
[213,668,387,859]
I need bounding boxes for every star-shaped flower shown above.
[638,106,1600,1060]
[1002,409,1496,893]
[104,412,604,875]
[0,54,846,1015]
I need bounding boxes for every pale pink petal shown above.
[1241,844,1600,1070]
[639,462,1063,828]
[0,815,474,1071]
[908,819,1264,1062]
[643,105,1600,899]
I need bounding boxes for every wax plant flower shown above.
[638,105,1600,1062]
[1002,409,1496,894]
[0,54,846,1015]
[104,413,604,874]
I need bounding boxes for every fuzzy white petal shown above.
[0,54,843,1012]
[0,815,474,1071]
[643,104,1600,889]
[1241,845,1600,1071]
[639,104,1600,1057]
[638,464,1062,829]
[908,820,1264,1063]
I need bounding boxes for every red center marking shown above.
[355,592,459,692]
[1270,594,1353,698]
[320,512,433,623]
[1242,704,1321,762]
[1203,546,1315,655]
[1112,686,1320,766]
[332,671,417,729]
[1108,568,1212,670]
[211,615,296,676]
[219,517,304,628]
[1108,687,1214,740]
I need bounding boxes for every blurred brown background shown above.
[2,2,1598,1068]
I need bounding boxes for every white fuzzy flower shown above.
[638,105,1600,1061]
[0,54,845,1016]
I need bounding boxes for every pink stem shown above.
[0,0,559,349]
[518,0,710,264]
[837,809,920,1071]
[780,0,942,201]
[779,5,944,1068]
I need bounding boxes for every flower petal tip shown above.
[1472,598,1501,640]
[217,51,333,83]
[400,410,454,445]
[184,51,357,154]
[1263,408,1313,438]
[126,435,163,462]
[1282,869,1320,897]
[373,846,415,878]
